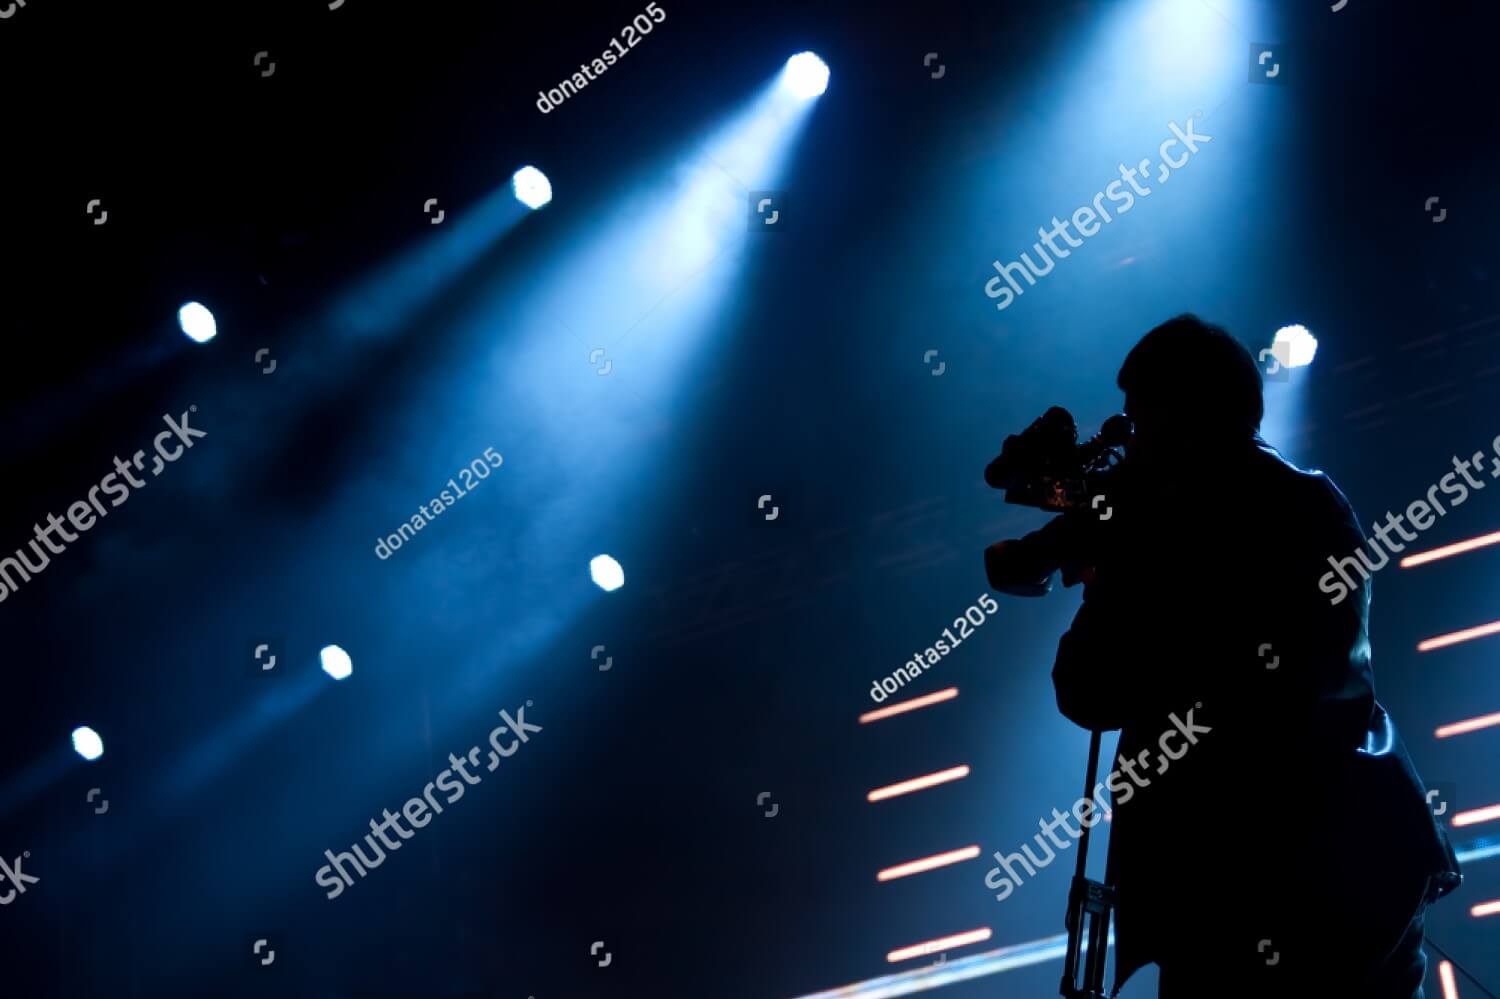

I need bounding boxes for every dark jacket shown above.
[1048,440,1460,987]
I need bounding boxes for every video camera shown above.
[982,407,1131,597]
[985,407,1132,512]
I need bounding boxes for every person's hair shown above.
[1117,314,1263,436]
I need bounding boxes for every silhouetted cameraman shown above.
[987,316,1460,998]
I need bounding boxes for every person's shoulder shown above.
[1252,442,1358,523]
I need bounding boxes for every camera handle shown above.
[1060,729,1117,999]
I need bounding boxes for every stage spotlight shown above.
[867,764,971,803]
[1271,324,1317,369]
[1402,529,1500,568]
[1453,803,1500,828]
[177,301,217,343]
[1438,959,1459,999]
[1419,619,1500,652]
[877,845,982,882]
[860,687,959,725]
[887,927,992,964]
[320,644,353,681]
[1437,710,1500,739]
[512,166,553,210]
[590,554,625,592]
[71,725,104,762]
[781,52,829,99]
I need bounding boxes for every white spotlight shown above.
[177,301,217,343]
[1271,324,1317,369]
[71,725,104,762]
[781,52,830,99]
[590,554,625,592]
[320,644,353,681]
[512,166,553,210]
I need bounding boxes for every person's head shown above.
[1117,314,1263,462]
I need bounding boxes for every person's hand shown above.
[984,535,1055,597]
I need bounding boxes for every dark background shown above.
[1,0,1497,996]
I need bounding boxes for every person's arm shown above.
[1050,571,1154,730]
[984,508,1101,596]
[987,510,1160,730]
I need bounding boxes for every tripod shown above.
[1060,729,1116,999]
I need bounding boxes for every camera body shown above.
[985,407,1132,512]
[983,407,1131,596]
